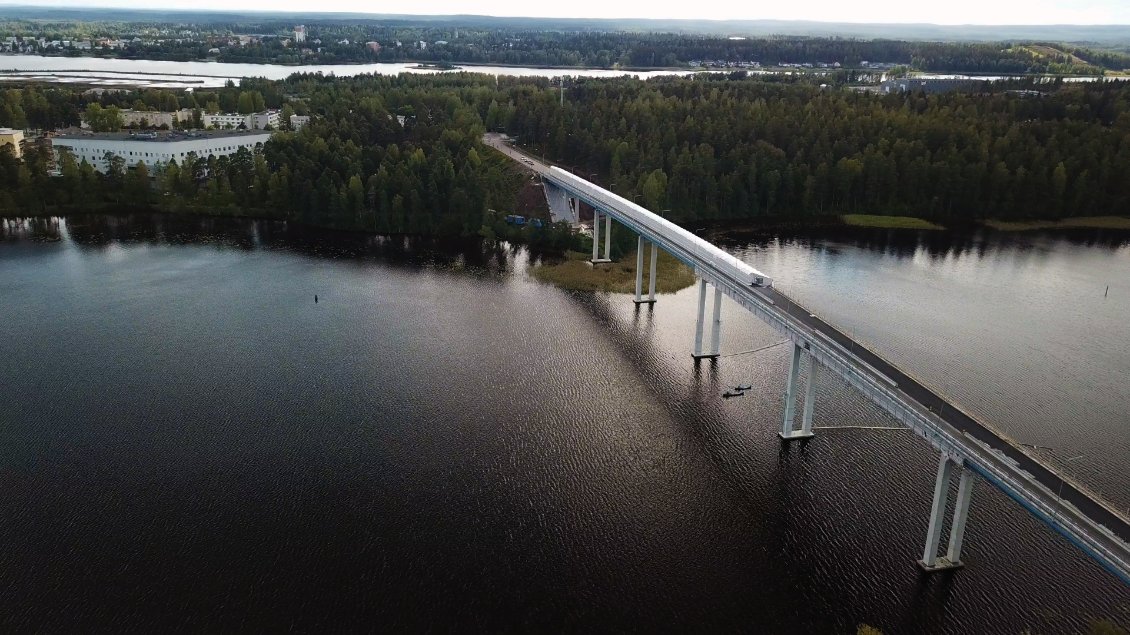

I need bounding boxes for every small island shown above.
[410,62,462,71]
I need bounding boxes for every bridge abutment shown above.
[918,453,976,573]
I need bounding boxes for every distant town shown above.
[2,14,1126,74]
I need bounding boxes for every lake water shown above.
[0,54,694,88]
[1,215,1128,632]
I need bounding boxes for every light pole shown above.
[1057,454,1085,500]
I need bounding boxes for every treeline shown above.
[0,74,577,244]
[5,72,1130,240]
[498,75,1130,221]
[104,33,1130,74]
[0,81,298,131]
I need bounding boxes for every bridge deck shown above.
[482,132,1130,584]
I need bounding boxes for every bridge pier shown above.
[591,211,612,264]
[634,236,658,304]
[919,453,976,573]
[604,215,612,261]
[692,280,722,359]
[648,243,658,300]
[780,344,819,440]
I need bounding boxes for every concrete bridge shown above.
[482,133,1130,585]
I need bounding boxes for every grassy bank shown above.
[531,249,696,293]
[841,214,946,230]
[981,216,1130,231]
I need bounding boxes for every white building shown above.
[0,127,24,159]
[51,130,271,173]
[294,25,306,44]
[202,110,279,130]
[82,108,195,130]
[289,114,311,130]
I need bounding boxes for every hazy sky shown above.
[12,0,1130,24]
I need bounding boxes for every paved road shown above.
[483,133,581,224]
[483,133,554,177]
[484,132,1130,547]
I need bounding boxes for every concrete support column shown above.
[634,238,658,305]
[648,243,658,301]
[799,356,820,435]
[946,469,976,565]
[603,214,612,259]
[693,280,721,360]
[591,212,611,263]
[709,287,723,355]
[781,347,818,441]
[687,277,705,357]
[921,454,955,569]
[634,235,645,302]
[591,211,601,262]
[693,279,708,358]
[778,344,804,438]
[918,455,974,573]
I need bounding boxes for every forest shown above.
[498,75,1130,221]
[2,72,1130,243]
[0,74,571,251]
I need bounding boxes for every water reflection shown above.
[1,213,524,274]
[720,225,1130,264]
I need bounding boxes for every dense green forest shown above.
[499,76,1130,221]
[4,16,1128,74]
[0,75,573,250]
[3,72,1130,241]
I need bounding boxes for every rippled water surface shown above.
[1,216,1128,632]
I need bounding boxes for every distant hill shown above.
[2,5,1129,45]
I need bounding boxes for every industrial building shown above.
[51,129,271,173]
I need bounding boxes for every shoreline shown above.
[690,213,1130,235]
[8,207,1127,235]
[0,51,693,73]
[2,53,1113,78]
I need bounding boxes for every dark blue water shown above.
[1,215,1128,632]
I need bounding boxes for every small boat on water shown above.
[722,390,745,399]
[733,384,752,392]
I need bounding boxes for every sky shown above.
[10,0,1130,24]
